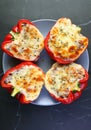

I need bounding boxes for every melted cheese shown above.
[5,65,45,101]
[45,62,86,98]
[48,18,88,59]
[5,24,44,61]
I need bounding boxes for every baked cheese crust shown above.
[4,65,45,101]
[45,62,86,99]
[5,23,44,61]
[48,18,88,60]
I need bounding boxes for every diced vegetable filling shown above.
[45,62,86,98]
[5,24,44,61]
[48,18,88,59]
[4,65,44,100]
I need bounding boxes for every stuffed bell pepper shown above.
[1,62,45,104]
[45,62,89,104]
[44,18,88,64]
[2,19,44,61]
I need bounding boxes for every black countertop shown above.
[0,0,91,130]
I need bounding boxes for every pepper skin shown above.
[1,62,45,104]
[1,19,44,62]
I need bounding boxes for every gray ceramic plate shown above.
[2,19,89,106]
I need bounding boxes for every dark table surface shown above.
[0,0,91,130]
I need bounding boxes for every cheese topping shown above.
[4,65,45,101]
[45,62,86,98]
[48,18,88,60]
[5,24,44,61]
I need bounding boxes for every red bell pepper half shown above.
[1,19,44,62]
[45,62,89,104]
[1,62,45,104]
[50,80,88,104]
[44,18,88,64]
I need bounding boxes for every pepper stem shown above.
[11,88,20,97]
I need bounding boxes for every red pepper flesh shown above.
[1,19,44,62]
[1,62,45,104]
[45,63,89,104]
[44,18,88,64]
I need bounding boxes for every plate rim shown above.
[32,18,56,22]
